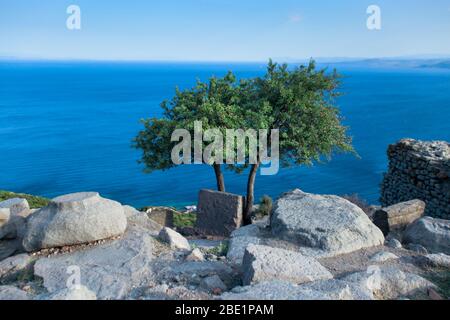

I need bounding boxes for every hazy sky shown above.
[1,0,450,61]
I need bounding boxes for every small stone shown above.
[370,251,399,263]
[200,275,227,294]
[386,238,402,249]
[159,227,191,251]
[186,248,204,262]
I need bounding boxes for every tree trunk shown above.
[213,164,226,192]
[243,162,260,225]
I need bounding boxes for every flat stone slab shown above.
[242,244,333,285]
[33,226,156,299]
[373,200,425,235]
[221,279,372,300]
[195,189,243,237]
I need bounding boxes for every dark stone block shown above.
[195,189,243,237]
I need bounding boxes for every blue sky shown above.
[1,0,449,61]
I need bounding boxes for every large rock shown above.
[200,275,227,294]
[0,215,26,240]
[195,189,244,237]
[0,239,24,261]
[270,189,385,257]
[221,279,372,300]
[423,253,450,268]
[0,253,34,281]
[242,244,333,285]
[0,200,28,241]
[0,285,31,300]
[125,206,163,237]
[0,198,30,217]
[373,200,425,235]
[23,192,127,251]
[403,217,450,254]
[158,227,191,251]
[186,248,205,262]
[33,226,155,299]
[342,266,434,300]
[41,285,97,300]
[226,223,266,265]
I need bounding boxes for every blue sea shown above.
[1,61,449,208]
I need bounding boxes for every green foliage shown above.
[207,241,229,257]
[247,59,355,167]
[135,60,354,171]
[173,212,197,228]
[0,190,50,209]
[255,195,273,217]
[134,72,244,171]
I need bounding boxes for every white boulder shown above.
[221,279,372,300]
[242,244,333,285]
[42,285,97,300]
[404,217,450,254]
[342,266,434,300]
[270,189,385,257]
[23,192,127,251]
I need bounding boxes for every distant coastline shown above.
[1,56,450,70]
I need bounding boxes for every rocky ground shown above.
[0,189,449,300]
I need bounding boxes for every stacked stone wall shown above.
[381,139,450,219]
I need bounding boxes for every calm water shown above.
[1,61,449,208]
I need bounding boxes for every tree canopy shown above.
[134,60,355,224]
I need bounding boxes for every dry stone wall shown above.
[380,139,450,219]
